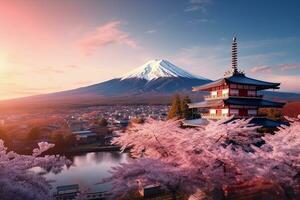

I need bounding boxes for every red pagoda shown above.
[188,37,285,127]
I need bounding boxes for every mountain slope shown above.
[1,59,299,110]
[51,59,211,97]
[0,60,212,109]
[283,101,300,118]
[59,77,210,96]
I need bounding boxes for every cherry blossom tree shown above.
[105,116,300,199]
[0,140,68,200]
[258,116,300,197]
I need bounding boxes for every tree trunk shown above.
[171,191,177,200]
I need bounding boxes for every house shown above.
[139,184,162,198]
[72,130,97,144]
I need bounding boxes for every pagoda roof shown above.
[188,97,285,108]
[224,97,285,107]
[193,73,280,91]
[188,99,224,108]
[248,118,288,128]
[181,117,288,128]
[225,117,288,128]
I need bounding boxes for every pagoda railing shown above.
[201,114,226,120]
[230,94,263,98]
[201,113,258,120]
[204,94,263,100]
[204,94,228,100]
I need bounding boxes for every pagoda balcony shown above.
[230,94,264,98]
[201,113,259,120]
[204,94,263,101]
[201,113,227,120]
[204,94,228,100]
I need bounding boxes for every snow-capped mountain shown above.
[3,59,300,107]
[2,59,300,108]
[62,59,210,95]
[48,60,211,96]
[121,59,208,81]
[5,60,212,105]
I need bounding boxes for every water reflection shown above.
[45,152,128,193]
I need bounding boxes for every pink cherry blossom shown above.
[0,140,68,200]
[106,116,300,199]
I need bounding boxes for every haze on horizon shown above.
[0,0,300,100]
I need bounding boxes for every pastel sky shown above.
[0,0,299,100]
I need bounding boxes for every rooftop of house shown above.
[72,130,96,136]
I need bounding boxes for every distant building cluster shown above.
[0,105,169,150]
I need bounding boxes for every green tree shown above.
[27,127,41,141]
[181,96,192,119]
[130,117,145,125]
[98,118,108,127]
[0,128,12,150]
[50,133,64,149]
[259,108,283,121]
[50,130,77,151]
[168,94,182,119]
[64,133,77,148]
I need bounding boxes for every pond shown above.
[44,151,128,193]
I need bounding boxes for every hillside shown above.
[283,101,300,118]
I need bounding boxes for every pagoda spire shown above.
[232,36,238,73]
[224,36,244,77]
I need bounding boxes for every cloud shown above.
[171,39,290,79]
[5,53,76,75]
[280,63,300,71]
[78,20,137,56]
[188,18,213,24]
[0,82,62,99]
[32,64,82,74]
[146,29,157,34]
[264,75,300,93]
[171,45,230,79]
[250,63,300,73]
[32,67,64,74]
[250,65,272,73]
[6,53,77,74]
[73,80,93,86]
[185,5,203,12]
[238,37,299,50]
[65,64,79,69]
[185,0,212,12]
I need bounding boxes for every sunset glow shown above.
[0,0,299,100]
[0,2,300,199]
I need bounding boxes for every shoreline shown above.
[65,145,120,155]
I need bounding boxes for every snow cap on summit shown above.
[121,59,207,81]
